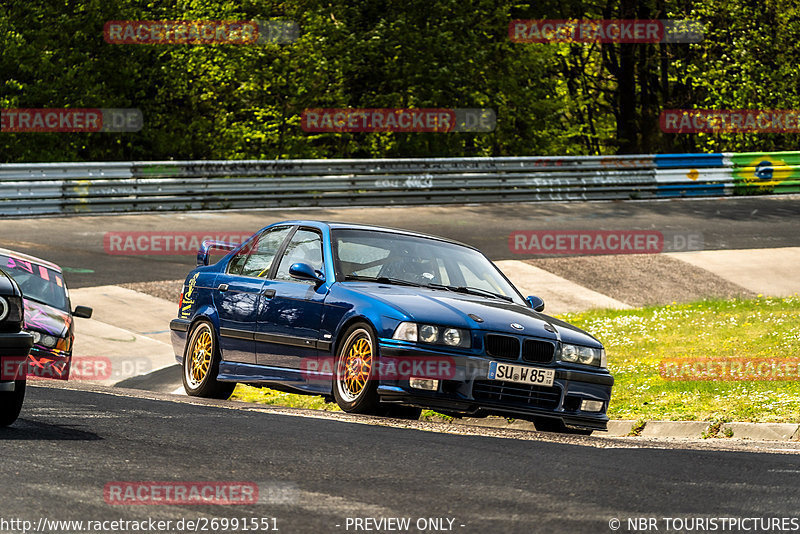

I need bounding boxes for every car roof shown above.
[0,247,62,272]
[276,221,477,251]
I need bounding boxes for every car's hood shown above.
[23,299,71,337]
[340,283,601,347]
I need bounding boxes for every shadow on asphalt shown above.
[115,364,181,393]
[0,419,102,441]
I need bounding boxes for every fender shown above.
[190,304,220,332]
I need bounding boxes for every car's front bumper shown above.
[26,346,72,380]
[377,341,613,431]
[0,331,34,382]
[0,331,34,355]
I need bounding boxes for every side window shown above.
[227,243,252,275]
[236,227,292,278]
[274,229,323,282]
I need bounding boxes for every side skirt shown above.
[217,360,332,395]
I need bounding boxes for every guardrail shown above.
[1,151,798,216]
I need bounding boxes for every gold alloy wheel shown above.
[337,329,373,402]
[186,325,213,389]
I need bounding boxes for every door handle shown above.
[217,283,229,292]
[262,289,276,299]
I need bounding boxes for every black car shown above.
[0,269,34,427]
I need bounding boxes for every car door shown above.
[214,226,292,364]
[255,227,327,371]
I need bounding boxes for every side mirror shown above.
[73,305,93,319]
[289,263,325,285]
[526,296,545,312]
[197,240,238,266]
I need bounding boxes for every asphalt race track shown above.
[2,197,800,534]
[0,195,798,288]
[2,383,800,534]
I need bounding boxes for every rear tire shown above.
[182,321,235,400]
[333,323,380,414]
[0,379,26,427]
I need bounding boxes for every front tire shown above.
[182,321,235,400]
[333,323,380,414]
[0,379,26,427]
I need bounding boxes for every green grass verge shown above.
[561,295,800,423]
[230,296,800,423]
[231,384,340,412]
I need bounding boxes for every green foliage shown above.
[2,0,800,161]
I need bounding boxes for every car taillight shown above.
[177,291,184,313]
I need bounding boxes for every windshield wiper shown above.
[344,276,512,300]
[343,275,424,287]
[428,283,513,302]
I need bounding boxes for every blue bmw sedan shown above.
[170,221,613,434]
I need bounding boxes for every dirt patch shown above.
[119,280,183,303]
[527,255,755,307]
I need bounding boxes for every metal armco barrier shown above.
[1,152,798,216]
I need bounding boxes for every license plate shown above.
[488,361,555,387]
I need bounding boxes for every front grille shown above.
[473,380,561,410]
[522,339,555,364]
[485,334,520,360]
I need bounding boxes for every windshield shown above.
[0,255,69,311]
[332,229,525,305]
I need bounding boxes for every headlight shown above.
[40,334,59,348]
[559,343,604,367]
[25,330,62,349]
[419,325,439,343]
[560,344,579,362]
[0,295,24,325]
[578,346,594,364]
[392,322,470,348]
[442,328,461,346]
[393,322,418,342]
